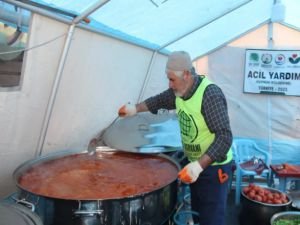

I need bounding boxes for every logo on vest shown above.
[183,143,202,152]
[178,110,198,143]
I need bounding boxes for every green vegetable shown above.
[273,218,300,225]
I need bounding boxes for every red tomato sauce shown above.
[18,152,178,200]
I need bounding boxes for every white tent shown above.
[0,0,299,197]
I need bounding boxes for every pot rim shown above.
[270,211,300,224]
[13,149,180,201]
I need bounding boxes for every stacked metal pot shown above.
[0,201,43,225]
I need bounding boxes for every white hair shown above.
[165,69,184,78]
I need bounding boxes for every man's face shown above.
[166,71,188,97]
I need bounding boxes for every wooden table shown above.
[270,164,300,192]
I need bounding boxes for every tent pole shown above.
[2,0,159,53]
[35,0,110,156]
[267,21,274,162]
[34,24,76,157]
[73,0,110,24]
[2,0,72,24]
[2,0,110,25]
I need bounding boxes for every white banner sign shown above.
[244,49,300,96]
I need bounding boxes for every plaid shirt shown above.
[144,75,232,162]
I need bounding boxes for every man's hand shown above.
[118,103,137,117]
[178,161,203,184]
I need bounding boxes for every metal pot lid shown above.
[101,111,182,153]
[0,202,43,225]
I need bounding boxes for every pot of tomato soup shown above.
[13,149,180,225]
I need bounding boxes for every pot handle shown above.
[73,209,103,217]
[73,200,103,217]
[12,196,36,212]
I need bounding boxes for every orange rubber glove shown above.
[178,161,203,184]
[118,103,137,117]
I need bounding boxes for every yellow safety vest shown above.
[176,77,232,165]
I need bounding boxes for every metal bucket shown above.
[173,210,200,225]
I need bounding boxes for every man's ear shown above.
[183,70,190,80]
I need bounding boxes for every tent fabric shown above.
[3,0,299,59]
[0,0,300,199]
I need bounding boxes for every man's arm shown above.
[144,88,176,113]
[135,102,149,113]
[201,84,233,165]
[118,89,176,117]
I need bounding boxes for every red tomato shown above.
[257,190,264,196]
[262,195,267,202]
[267,193,274,200]
[248,191,256,199]
[253,185,261,192]
[243,186,250,194]
[254,195,262,202]
[249,183,255,189]
[273,193,280,199]
[280,193,287,200]
[273,199,282,204]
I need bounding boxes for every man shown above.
[118,51,233,225]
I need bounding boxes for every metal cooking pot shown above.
[0,202,43,225]
[239,186,292,225]
[13,149,180,225]
[288,190,300,211]
[270,211,300,225]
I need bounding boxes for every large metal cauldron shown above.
[13,149,180,225]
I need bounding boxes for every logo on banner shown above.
[275,54,285,65]
[261,54,272,64]
[288,54,300,64]
[249,53,259,62]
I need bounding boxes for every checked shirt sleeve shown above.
[144,88,176,114]
[202,84,233,163]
